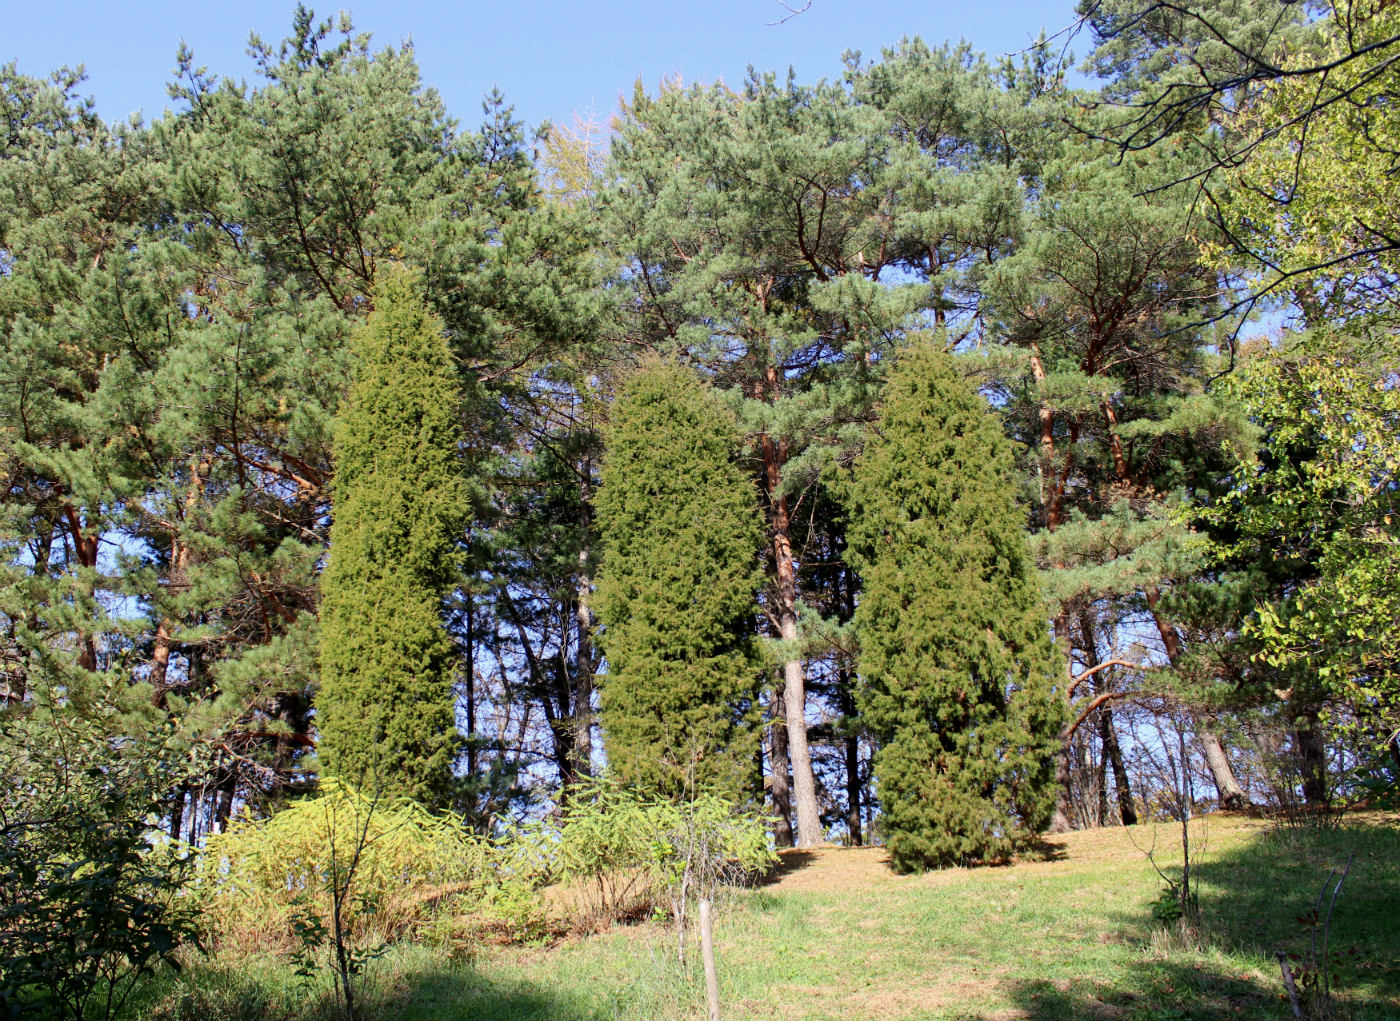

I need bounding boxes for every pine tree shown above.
[594,361,764,798]
[848,340,1065,871]
[317,268,469,805]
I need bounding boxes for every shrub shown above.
[0,706,200,1021]
[541,778,776,931]
[193,779,493,951]
[191,776,776,954]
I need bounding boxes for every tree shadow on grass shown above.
[1025,835,1070,863]
[993,964,1280,1021]
[760,848,821,885]
[358,963,612,1021]
[1191,817,1400,1008]
[125,952,610,1021]
[980,817,1400,1021]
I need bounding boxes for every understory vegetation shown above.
[129,814,1400,1021]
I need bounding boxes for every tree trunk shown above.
[778,610,822,846]
[151,454,210,708]
[1099,707,1138,825]
[1048,718,1076,834]
[569,455,596,779]
[169,784,188,843]
[1094,728,1109,826]
[1144,587,1246,809]
[61,504,100,673]
[1101,398,1246,813]
[1292,707,1329,807]
[573,538,594,779]
[839,667,862,846]
[213,765,237,833]
[837,568,862,845]
[761,427,822,847]
[1192,719,1246,810]
[187,790,202,846]
[844,732,862,845]
[465,590,477,779]
[769,687,793,848]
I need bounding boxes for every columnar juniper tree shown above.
[848,339,1064,871]
[594,361,765,798]
[317,269,469,805]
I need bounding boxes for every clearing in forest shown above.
[135,812,1400,1020]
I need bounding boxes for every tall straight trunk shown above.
[214,766,237,833]
[1292,707,1329,807]
[1052,605,1101,834]
[837,670,862,845]
[169,784,188,843]
[1095,732,1110,826]
[761,422,821,847]
[1144,587,1246,809]
[1029,345,1058,526]
[1080,608,1137,826]
[61,504,100,672]
[769,687,794,848]
[1033,392,1077,832]
[1101,401,1246,813]
[573,467,595,778]
[1048,724,1076,834]
[464,590,477,779]
[837,565,861,845]
[186,790,201,846]
[776,548,821,846]
[844,731,862,845]
[1099,706,1138,825]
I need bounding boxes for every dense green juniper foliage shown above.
[848,340,1065,870]
[317,270,471,805]
[594,362,765,798]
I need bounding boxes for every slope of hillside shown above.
[138,813,1400,1020]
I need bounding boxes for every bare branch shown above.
[1067,657,1138,698]
[767,0,811,27]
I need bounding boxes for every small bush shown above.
[192,776,776,954]
[540,778,776,931]
[193,779,493,951]
[0,706,200,1021]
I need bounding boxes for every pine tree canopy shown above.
[848,339,1066,871]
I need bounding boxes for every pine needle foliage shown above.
[848,340,1065,872]
[317,268,469,806]
[595,361,765,798]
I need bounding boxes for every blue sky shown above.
[6,1,1085,130]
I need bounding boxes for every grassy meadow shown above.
[121,812,1400,1021]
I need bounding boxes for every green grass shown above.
[128,812,1400,1020]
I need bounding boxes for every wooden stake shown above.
[699,897,720,1021]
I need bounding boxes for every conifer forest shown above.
[2,2,1399,1019]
